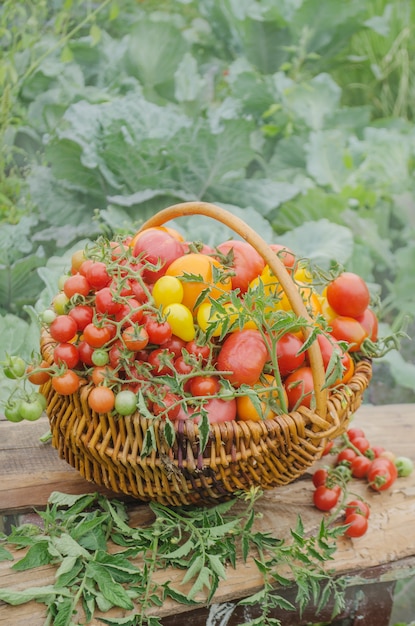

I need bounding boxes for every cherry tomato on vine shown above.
[350,455,372,479]
[4,399,24,422]
[18,397,45,421]
[63,274,91,299]
[85,261,111,290]
[3,355,26,379]
[336,448,357,464]
[152,275,184,307]
[367,458,397,491]
[144,317,172,345]
[152,392,181,420]
[185,340,211,363]
[312,468,329,488]
[114,390,137,416]
[83,323,112,348]
[88,386,115,413]
[344,513,368,538]
[49,315,78,343]
[189,376,220,397]
[26,361,51,385]
[53,343,80,369]
[326,272,370,318]
[344,500,370,519]
[95,287,123,315]
[51,370,81,395]
[394,456,414,477]
[91,349,110,367]
[122,326,149,352]
[68,305,94,331]
[313,484,341,512]
[78,340,95,366]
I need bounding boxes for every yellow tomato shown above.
[152,275,184,308]
[166,253,232,313]
[197,301,257,336]
[163,303,196,342]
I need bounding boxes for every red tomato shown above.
[185,340,211,363]
[63,274,90,299]
[122,326,149,352]
[78,340,95,366]
[268,243,296,269]
[95,287,123,315]
[345,500,370,519]
[52,370,81,395]
[313,485,341,512]
[49,315,78,343]
[83,324,112,348]
[352,436,370,454]
[367,458,397,491]
[329,316,368,352]
[85,261,111,289]
[344,513,368,538]
[326,272,370,318]
[284,366,314,410]
[148,349,175,376]
[350,455,372,478]
[53,343,79,369]
[189,376,220,397]
[114,298,144,325]
[312,468,329,488]
[161,336,186,358]
[276,332,305,377]
[355,308,378,342]
[336,448,357,464]
[347,427,365,442]
[144,317,173,345]
[69,305,94,331]
[216,329,268,387]
[131,228,184,283]
[216,239,265,293]
[152,392,181,420]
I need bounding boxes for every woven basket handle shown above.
[139,201,328,418]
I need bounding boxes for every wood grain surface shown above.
[1,403,414,624]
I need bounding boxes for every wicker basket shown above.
[40,202,372,506]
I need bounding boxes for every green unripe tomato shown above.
[3,356,26,379]
[19,399,44,422]
[394,456,414,478]
[4,399,24,423]
[115,390,137,416]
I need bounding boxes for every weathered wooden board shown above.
[0,404,414,624]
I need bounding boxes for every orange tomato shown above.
[165,253,231,313]
[236,374,288,421]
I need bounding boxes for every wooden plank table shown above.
[1,403,415,625]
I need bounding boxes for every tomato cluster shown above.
[312,427,413,538]
[2,226,378,426]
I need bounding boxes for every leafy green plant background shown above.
[1,0,415,406]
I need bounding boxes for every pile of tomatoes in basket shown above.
[3,225,378,424]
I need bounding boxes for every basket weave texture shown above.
[40,202,373,506]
